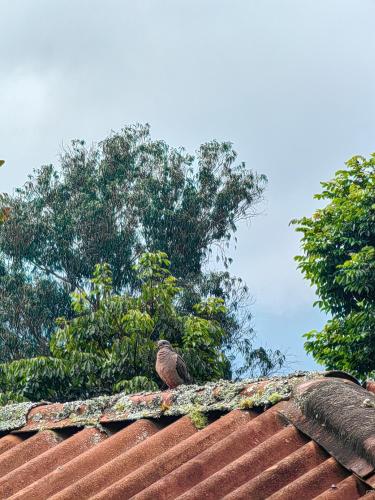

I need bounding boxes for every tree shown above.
[293,154,375,379]
[0,124,284,377]
[0,252,232,403]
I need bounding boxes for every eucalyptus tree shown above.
[0,124,283,380]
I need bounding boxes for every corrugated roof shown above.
[0,372,374,499]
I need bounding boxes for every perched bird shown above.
[156,339,193,389]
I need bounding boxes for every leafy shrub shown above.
[293,154,375,378]
[0,252,230,403]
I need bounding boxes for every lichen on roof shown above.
[1,371,324,432]
[0,401,45,432]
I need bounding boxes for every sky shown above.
[1,0,375,371]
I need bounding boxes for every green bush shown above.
[0,252,230,404]
[293,154,375,379]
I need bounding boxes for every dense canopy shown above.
[0,124,284,402]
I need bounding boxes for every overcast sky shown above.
[1,0,375,371]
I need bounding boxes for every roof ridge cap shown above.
[280,376,375,479]
[1,372,323,433]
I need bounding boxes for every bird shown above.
[155,339,193,389]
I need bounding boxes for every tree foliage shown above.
[293,154,375,378]
[0,252,231,404]
[0,124,284,382]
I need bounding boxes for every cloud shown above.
[1,0,375,369]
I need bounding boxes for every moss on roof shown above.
[1,372,324,432]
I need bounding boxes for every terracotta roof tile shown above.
[136,404,284,500]
[268,457,348,499]
[0,371,374,499]
[0,429,63,476]
[178,423,308,500]
[0,427,105,498]
[309,473,367,500]
[12,419,158,500]
[0,434,24,455]
[223,440,328,499]
[50,416,197,500]
[90,409,254,500]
